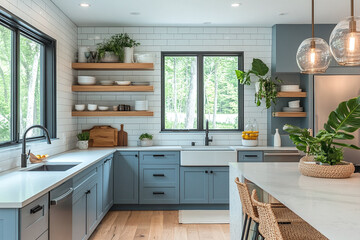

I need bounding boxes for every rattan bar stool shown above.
[251,189,328,240]
[235,177,302,240]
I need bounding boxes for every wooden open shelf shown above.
[272,112,307,118]
[72,111,154,117]
[72,63,154,70]
[72,85,154,92]
[277,92,307,98]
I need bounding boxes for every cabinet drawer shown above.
[140,152,180,165]
[73,167,97,195]
[141,165,179,187]
[140,187,179,204]
[20,193,49,240]
[238,151,263,162]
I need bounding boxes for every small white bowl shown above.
[242,139,258,147]
[78,76,96,85]
[98,106,109,111]
[99,80,114,86]
[288,100,300,108]
[87,104,97,111]
[134,53,154,63]
[115,81,131,86]
[75,104,85,111]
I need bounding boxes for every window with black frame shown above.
[0,8,56,147]
[161,52,244,131]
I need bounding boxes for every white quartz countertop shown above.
[229,162,360,240]
[0,145,296,209]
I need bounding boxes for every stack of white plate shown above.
[78,76,96,85]
[283,100,303,112]
[135,100,148,111]
[280,85,301,92]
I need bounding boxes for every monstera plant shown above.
[284,96,360,165]
[235,58,281,109]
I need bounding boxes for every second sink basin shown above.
[180,147,237,166]
[28,163,80,172]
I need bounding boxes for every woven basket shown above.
[299,156,355,179]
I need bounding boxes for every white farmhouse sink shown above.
[181,146,237,166]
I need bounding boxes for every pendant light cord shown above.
[312,0,314,38]
[351,0,354,17]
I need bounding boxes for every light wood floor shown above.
[89,211,230,240]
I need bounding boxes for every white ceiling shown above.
[51,0,353,27]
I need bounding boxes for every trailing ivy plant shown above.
[235,58,281,109]
[97,33,140,61]
[284,96,360,165]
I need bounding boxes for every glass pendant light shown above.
[330,0,360,66]
[296,0,331,73]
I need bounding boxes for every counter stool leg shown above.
[252,222,259,240]
[241,214,249,240]
[244,217,252,240]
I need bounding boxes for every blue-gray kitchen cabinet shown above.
[102,155,113,212]
[180,167,229,204]
[0,209,18,240]
[209,167,229,204]
[114,152,139,204]
[238,151,263,162]
[180,167,209,204]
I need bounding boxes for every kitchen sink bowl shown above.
[28,163,80,171]
[181,146,237,166]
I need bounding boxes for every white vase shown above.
[77,140,89,150]
[124,47,134,63]
[274,128,281,147]
[140,139,153,147]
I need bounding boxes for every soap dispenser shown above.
[274,128,281,147]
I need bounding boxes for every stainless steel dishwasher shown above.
[49,179,73,240]
[263,150,303,162]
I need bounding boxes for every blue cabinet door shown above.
[102,156,114,212]
[114,152,139,204]
[209,167,229,204]
[0,209,18,240]
[180,167,209,204]
[86,180,98,236]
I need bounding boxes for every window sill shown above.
[0,138,59,154]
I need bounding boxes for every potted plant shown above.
[77,132,90,150]
[284,96,360,178]
[97,33,140,63]
[235,58,281,109]
[122,34,140,63]
[139,133,153,147]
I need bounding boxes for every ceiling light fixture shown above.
[330,0,360,66]
[80,3,90,7]
[296,0,331,74]
[130,12,141,15]
[231,3,241,7]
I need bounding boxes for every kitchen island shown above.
[229,162,360,240]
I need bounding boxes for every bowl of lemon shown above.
[242,131,259,147]
[29,153,49,163]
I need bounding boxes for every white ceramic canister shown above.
[78,46,89,63]
[124,47,134,63]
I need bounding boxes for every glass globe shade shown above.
[330,16,360,66]
[296,37,331,74]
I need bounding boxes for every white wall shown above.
[76,26,271,146]
[0,0,78,172]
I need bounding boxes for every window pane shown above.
[204,56,239,129]
[0,26,12,143]
[19,35,42,138]
[164,56,197,129]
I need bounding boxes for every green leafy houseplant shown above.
[235,58,281,109]
[97,33,140,62]
[139,133,153,140]
[284,96,360,165]
[77,132,90,141]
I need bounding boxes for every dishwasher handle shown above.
[264,153,301,156]
[50,188,74,206]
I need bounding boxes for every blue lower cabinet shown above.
[114,152,139,204]
[180,167,209,204]
[102,156,114,212]
[209,167,229,204]
[180,167,229,204]
[0,209,18,240]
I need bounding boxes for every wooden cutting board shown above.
[88,126,118,147]
[118,124,128,146]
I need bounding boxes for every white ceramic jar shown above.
[77,140,89,150]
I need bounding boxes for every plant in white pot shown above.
[77,132,90,150]
[235,58,281,109]
[284,96,360,178]
[122,34,140,63]
[139,133,153,147]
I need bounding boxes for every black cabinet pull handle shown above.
[210,171,213,174]
[205,170,208,173]
[85,190,91,195]
[153,174,165,177]
[153,155,165,157]
[30,205,43,214]
[135,154,138,158]
[153,192,165,195]
[244,155,258,158]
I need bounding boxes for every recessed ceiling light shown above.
[231,3,241,7]
[80,3,90,7]
[130,12,141,15]
[279,12,288,16]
